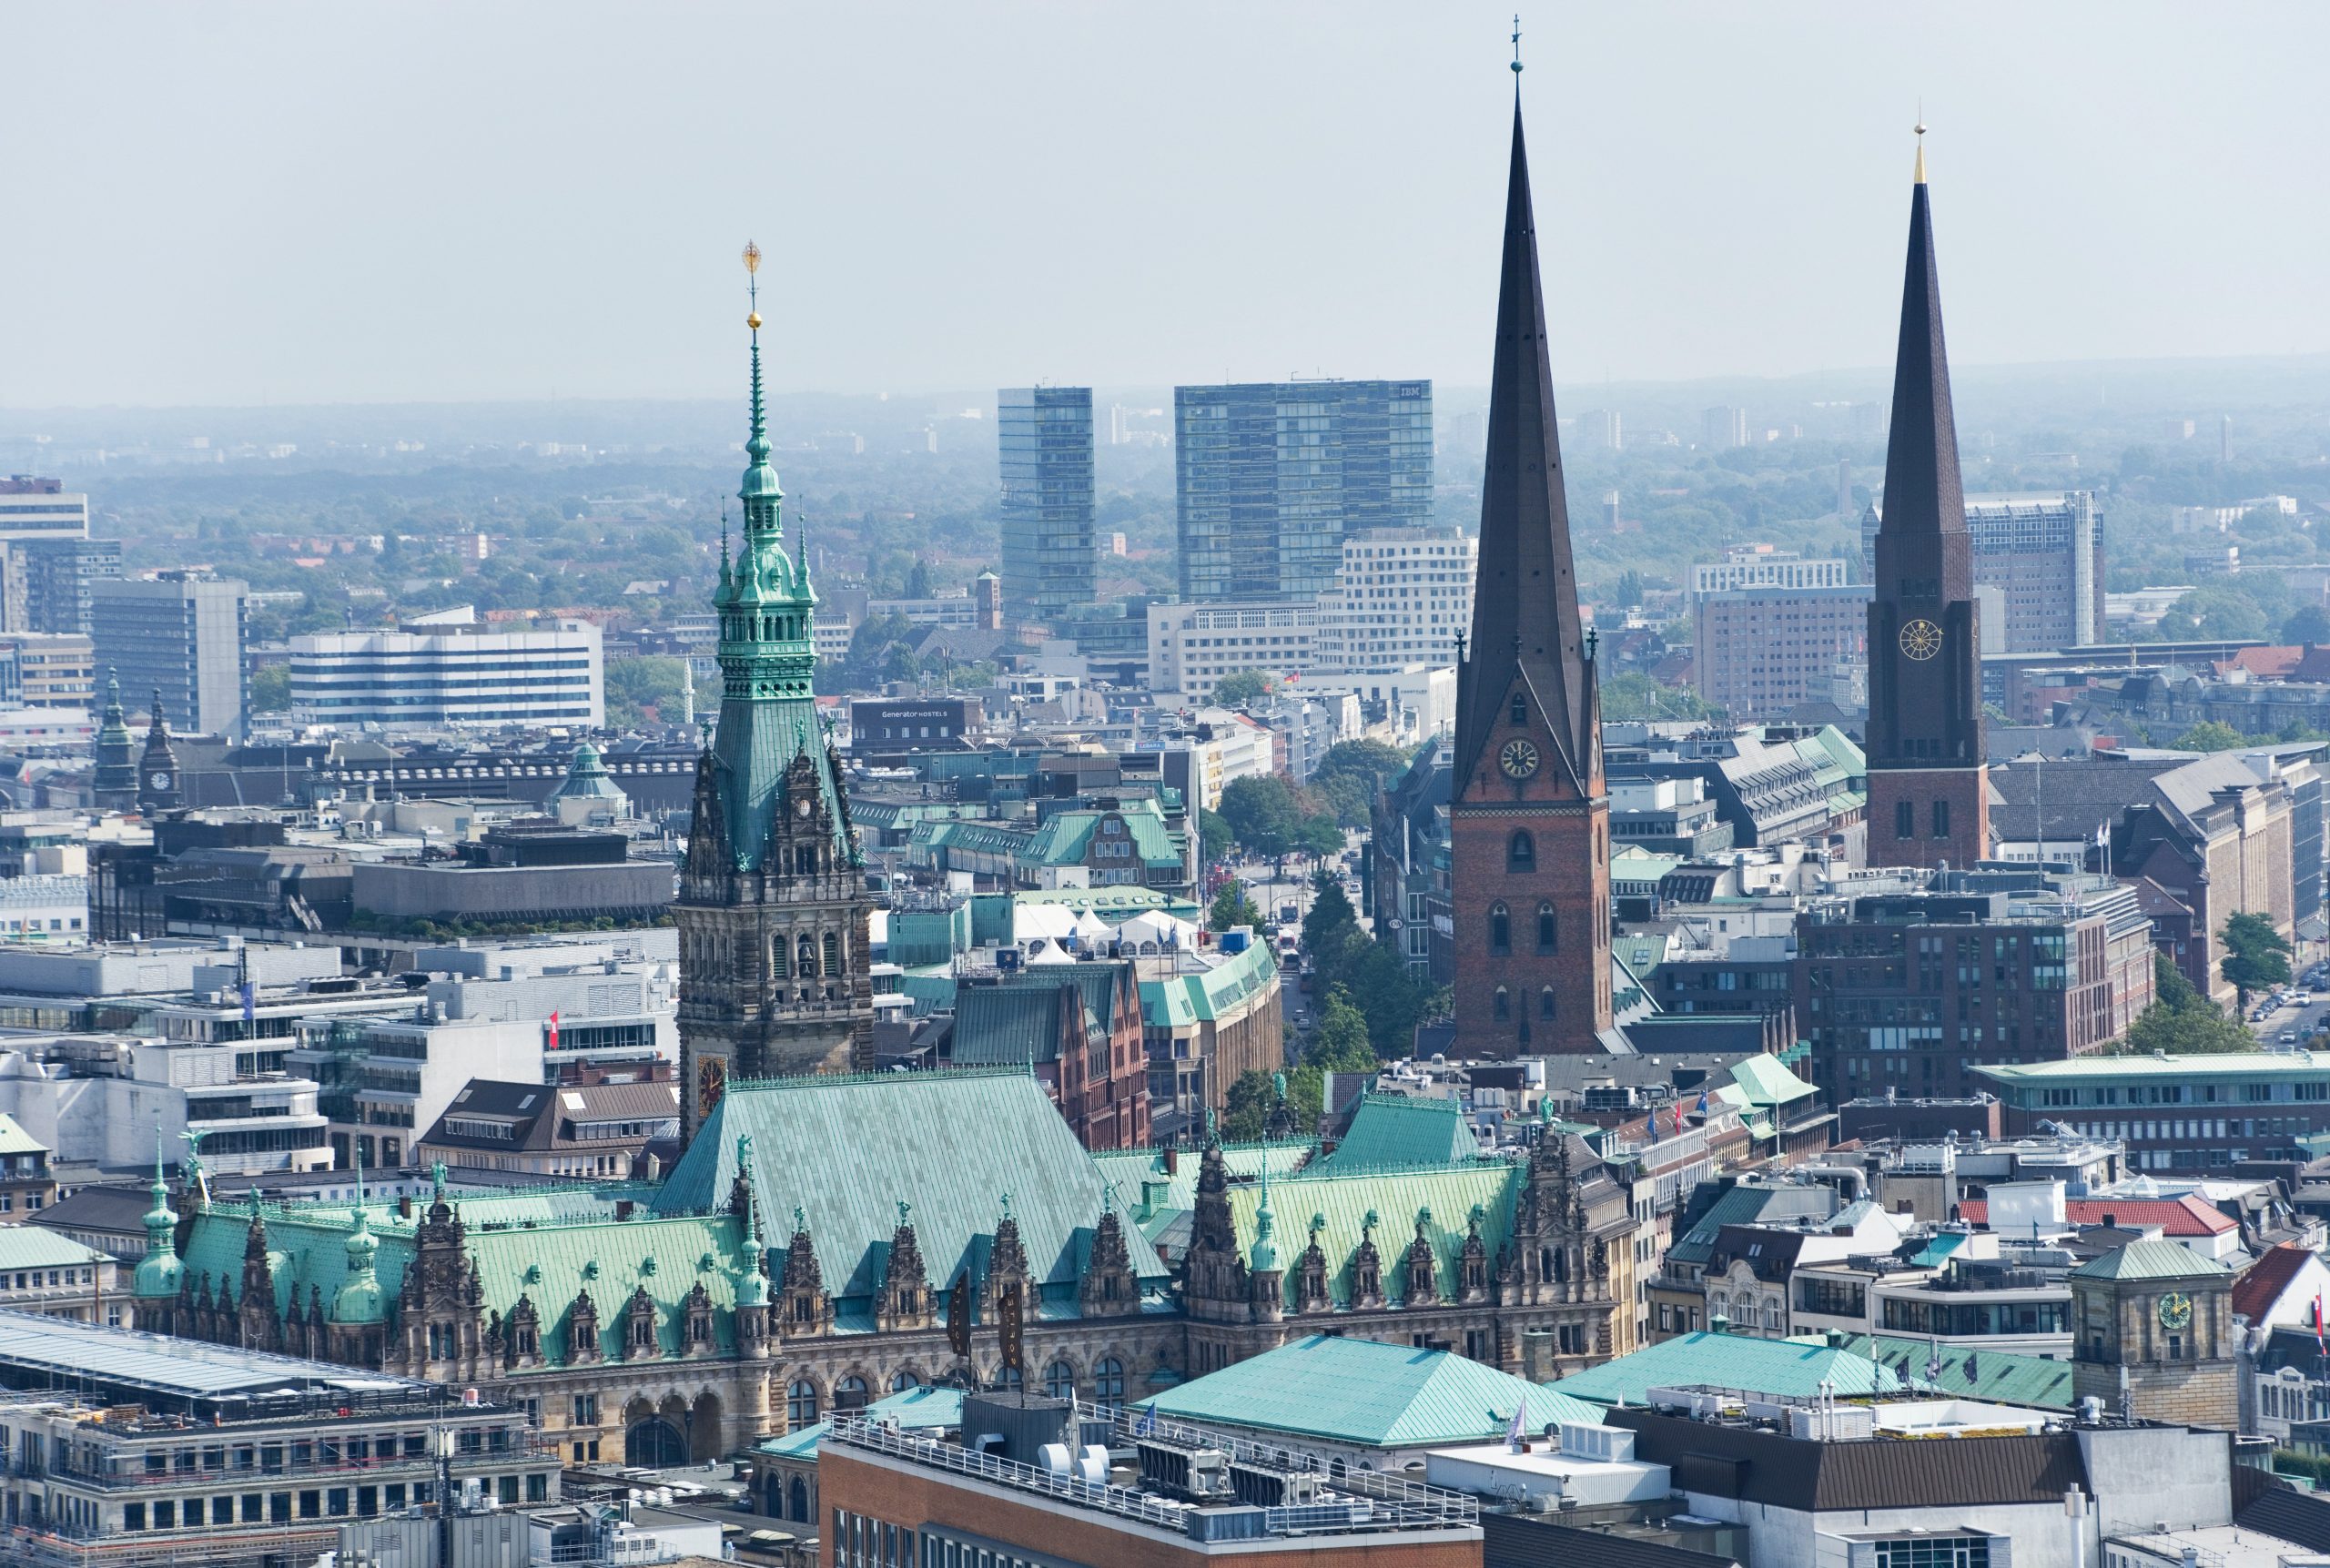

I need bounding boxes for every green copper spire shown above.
[133,1134,185,1300]
[691,241,846,874]
[1250,1162,1280,1274]
[333,1143,386,1322]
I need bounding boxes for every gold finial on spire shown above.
[1913,110,1927,185]
[743,240,763,330]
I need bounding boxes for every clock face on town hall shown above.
[1898,619,1943,661]
[1498,737,1541,780]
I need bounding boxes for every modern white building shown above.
[1312,526,1475,673]
[1688,546,1851,599]
[289,612,604,728]
[1145,600,1319,703]
[90,572,248,737]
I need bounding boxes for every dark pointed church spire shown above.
[1879,122,1966,544]
[1454,94,1596,794]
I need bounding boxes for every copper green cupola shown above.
[693,239,846,873]
[133,1141,185,1300]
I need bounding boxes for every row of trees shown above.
[2122,913,2293,1055]
[1202,741,1416,863]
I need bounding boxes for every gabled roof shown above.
[1137,1332,1599,1450]
[2069,1237,2230,1281]
[2234,1242,2321,1323]
[0,1114,47,1158]
[1550,1329,1904,1407]
[0,1228,107,1270]
[1827,1332,2075,1409]
[1958,1195,2235,1238]
[1306,1093,1481,1177]
[1091,1139,1316,1241]
[1229,1161,1526,1312]
[652,1067,1169,1303]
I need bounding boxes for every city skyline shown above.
[5,3,2325,410]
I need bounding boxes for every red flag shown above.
[1673,1103,1685,1133]
[2314,1295,2325,1353]
[546,1011,560,1052]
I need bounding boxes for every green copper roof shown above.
[652,1068,1168,1307]
[2069,1238,2228,1282]
[0,1114,46,1158]
[1825,1333,2075,1410]
[1138,1333,1599,1451]
[1092,1139,1317,1239]
[180,1199,754,1361]
[952,963,1133,1068]
[549,743,629,804]
[1307,1094,1482,1177]
[1726,1054,1818,1108]
[754,1383,964,1460]
[1227,1162,1523,1312]
[1019,801,1180,870]
[1140,941,1278,1030]
[1549,1330,1905,1407]
[0,1227,106,1271]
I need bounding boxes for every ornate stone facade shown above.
[675,283,876,1130]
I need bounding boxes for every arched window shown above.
[1508,832,1535,873]
[787,1475,809,1522]
[833,1376,868,1412]
[1554,1248,1568,1284]
[1093,1358,1125,1402]
[796,934,818,977]
[786,1381,818,1428]
[1510,695,1526,724]
[1044,1360,1076,1401]
[1489,902,1510,955]
[1536,902,1557,954]
[1493,987,1510,1022]
[887,1371,921,1393]
[994,1364,1022,1391]
[1538,1247,1554,1282]
[823,931,841,976]
[1540,986,1557,1020]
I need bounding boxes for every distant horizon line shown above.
[6,349,2329,419]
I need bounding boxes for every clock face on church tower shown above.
[1498,738,1541,780]
[1899,619,1943,661]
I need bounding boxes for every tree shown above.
[1200,809,1235,865]
[1615,569,1646,609]
[1211,670,1276,707]
[1312,739,1411,828]
[1302,987,1380,1072]
[249,665,291,713]
[1292,815,1347,861]
[1302,877,1360,960]
[1222,1067,1323,1141]
[2221,911,2293,1011]
[2158,584,2269,643]
[1599,673,1717,723]
[1338,939,1442,1057]
[603,655,691,729]
[1217,775,1304,858]
[2169,721,2251,754]
[1209,879,1262,934]
[2123,953,2257,1055]
[2284,604,2330,645]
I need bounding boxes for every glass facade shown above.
[1174,379,1433,602]
[998,387,1097,628]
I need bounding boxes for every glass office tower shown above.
[1174,379,1433,602]
[998,387,1098,629]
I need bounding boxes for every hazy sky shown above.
[6,2,2324,409]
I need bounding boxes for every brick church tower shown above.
[675,246,876,1140]
[1446,91,1611,1059]
[1866,133,1989,868]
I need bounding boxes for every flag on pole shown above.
[1672,1101,1684,1134]
[546,1011,560,1052]
[239,981,256,1025]
[1926,1336,1943,1384]
[1645,1108,1659,1144]
[2314,1294,2325,1353]
[1504,1400,1527,1451]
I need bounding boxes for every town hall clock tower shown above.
[1866,132,1988,870]
[1446,91,1611,1059]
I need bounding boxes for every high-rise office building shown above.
[998,386,1098,630]
[1702,405,1748,450]
[1861,491,2104,651]
[0,476,87,543]
[90,572,248,738]
[289,617,604,728]
[1312,526,1475,673]
[13,536,122,634]
[1174,379,1432,602]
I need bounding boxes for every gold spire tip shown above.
[747,311,763,330]
[742,241,762,274]
[1913,119,1927,185]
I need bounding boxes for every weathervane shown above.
[1511,14,1523,76]
[743,240,763,331]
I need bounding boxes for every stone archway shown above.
[625,1415,686,1467]
[690,1390,724,1462]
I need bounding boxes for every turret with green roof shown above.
[132,1141,185,1300]
[332,1144,387,1323]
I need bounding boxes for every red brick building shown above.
[1865,143,1990,871]
[1446,102,1611,1057]
[947,960,1151,1149]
